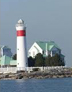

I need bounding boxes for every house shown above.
[28,41,65,60]
[0,46,12,57]
[0,55,11,67]
[0,55,17,67]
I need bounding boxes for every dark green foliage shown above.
[61,61,65,66]
[12,53,65,66]
[52,54,65,66]
[12,54,17,60]
[45,54,51,66]
[28,56,35,67]
[28,53,65,67]
[50,54,60,66]
[45,54,65,66]
[35,53,45,67]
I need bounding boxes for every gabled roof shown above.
[36,41,60,51]
[0,45,11,50]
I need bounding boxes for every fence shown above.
[0,66,66,73]
[0,67,17,73]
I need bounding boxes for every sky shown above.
[0,0,72,67]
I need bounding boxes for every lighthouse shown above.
[16,19,28,71]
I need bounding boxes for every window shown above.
[52,50,56,55]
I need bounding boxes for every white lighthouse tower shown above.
[16,19,28,71]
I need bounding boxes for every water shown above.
[0,78,72,92]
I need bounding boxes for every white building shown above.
[0,46,12,57]
[28,41,64,60]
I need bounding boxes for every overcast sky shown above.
[0,0,72,66]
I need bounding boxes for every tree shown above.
[35,53,45,67]
[28,56,35,67]
[12,54,17,60]
[45,54,65,66]
[51,54,59,66]
[61,61,65,66]
[50,54,65,66]
[45,54,51,66]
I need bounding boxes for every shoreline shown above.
[0,68,72,80]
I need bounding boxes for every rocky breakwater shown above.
[0,67,72,79]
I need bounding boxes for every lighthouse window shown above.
[17,48,19,50]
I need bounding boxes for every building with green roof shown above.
[28,41,65,60]
[36,41,60,51]
[0,55,11,66]
[0,55,17,67]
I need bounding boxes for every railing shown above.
[0,66,67,73]
[0,67,17,73]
